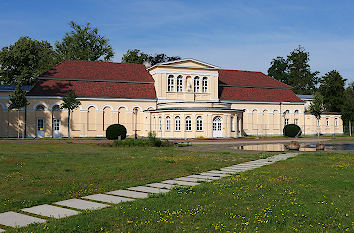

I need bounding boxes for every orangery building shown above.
[0,59,343,138]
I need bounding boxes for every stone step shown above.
[146,183,177,189]
[199,172,230,177]
[187,175,219,180]
[106,190,149,199]
[206,170,232,174]
[22,204,79,219]
[55,198,109,210]
[162,180,200,186]
[128,186,170,194]
[176,177,210,183]
[0,211,45,227]
[82,194,134,204]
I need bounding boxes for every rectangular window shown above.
[316,119,320,127]
[231,117,235,131]
[159,117,162,131]
[166,117,170,131]
[53,119,60,131]
[284,118,289,125]
[177,76,183,92]
[334,118,338,127]
[326,118,329,127]
[202,77,208,92]
[294,119,298,125]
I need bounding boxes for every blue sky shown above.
[1,0,353,83]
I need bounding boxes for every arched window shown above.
[167,75,174,92]
[194,76,200,92]
[202,77,208,92]
[334,118,338,127]
[294,110,299,114]
[153,116,156,131]
[159,117,162,131]
[175,116,181,131]
[196,116,203,131]
[166,116,170,131]
[177,75,183,92]
[36,105,45,111]
[185,116,192,131]
[52,105,60,111]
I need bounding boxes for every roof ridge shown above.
[220,69,263,73]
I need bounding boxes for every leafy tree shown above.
[121,49,181,66]
[61,91,81,138]
[267,46,319,94]
[55,21,114,61]
[121,49,149,64]
[267,56,288,83]
[148,53,181,66]
[342,82,354,136]
[318,70,346,112]
[308,91,324,139]
[8,85,29,138]
[0,37,56,85]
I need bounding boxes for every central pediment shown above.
[149,58,220,70]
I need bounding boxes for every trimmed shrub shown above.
[106,124,127,140]
[283,124,302,137]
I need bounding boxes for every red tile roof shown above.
[219,86,302,102]
[40,60,154,83]
[28,79,156,99]
[218,69,291,89]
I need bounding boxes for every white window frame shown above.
[285,118,289,125]
[175,116,181,131]
[177,75,183,92]
[334,118,338,127]
[316,119,320,127]
[202,77,208,92]
[326,118,329,127]
[166,116,170,131]
[167,75,174,92]
[185,116,192,131]
[231,116,235,131]
[194,76,200,93]
[196,116,203,131]
[294,119,298,125]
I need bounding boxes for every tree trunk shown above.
[68,110,71,138]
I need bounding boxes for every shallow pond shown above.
[233,143,354,152]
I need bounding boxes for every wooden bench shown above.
[174,140,191,147]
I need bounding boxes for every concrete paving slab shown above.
[176,177,210,182]
[187,175,219,180]
[162,180,200,186]
[82,194,134,204]
[22,204,79,219]
[147,183,176,189]
[55,198,109,210]
[128,186,170,194]
[106,190,149,199]
[206,170,232,174]
[199,172,230,177]
[0,211,45,227]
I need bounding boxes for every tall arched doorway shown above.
[212,116,222,138]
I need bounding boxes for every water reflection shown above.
[234,143,354,152]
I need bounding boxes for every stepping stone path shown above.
[55,199,109,210]
[82,194,133,204]
[0,211,45,227]
[22,204,80,219]
[0,152,297,232]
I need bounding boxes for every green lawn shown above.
[0,142,269,213]
[5,151,352,233]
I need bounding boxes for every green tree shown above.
[308,91,324,139]
[267,56,288,83]
[55,21,114,61]
[267,46,319,94]
[342,82,354,136]
[319,70,346,112]
[121,49,149,64]
[121,50,181,66]
[0,37,56,85]
[8,85,29,138]
[61,91,81,138]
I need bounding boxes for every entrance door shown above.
[53,118,60,138]
[37,118,45,138]
[212,116,223,138]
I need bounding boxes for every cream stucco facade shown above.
[0,59,343,138]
